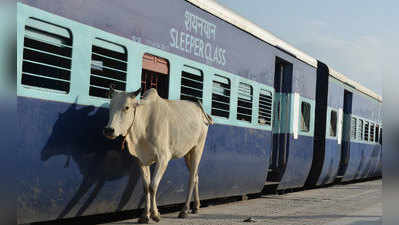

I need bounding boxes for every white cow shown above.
[103,87,213,223]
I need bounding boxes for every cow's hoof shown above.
[151,213,161,222]
[138,216,150,224]
[191,208,199,214]
[178,211,188,218]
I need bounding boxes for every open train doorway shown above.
[141,53,169,98]
[337,90,353,181]
[267,57,293,183]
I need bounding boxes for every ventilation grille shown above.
[22,18,72,93]
[357,120,364,140]
[370,123,375,142]
[364,121,369,141]
[351,117,357,139]
[211,75,230,118]
[237,82,253,122]
[258,89,272,125]
[89,38,127,98]
[180,66,203,102]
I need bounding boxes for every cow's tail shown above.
[197,100,214,125]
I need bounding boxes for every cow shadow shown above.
[40,101,145,219]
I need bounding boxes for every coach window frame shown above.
[211,74,231,119]
[258,88,273,127]
[329,109,338,138]
[89,38,128,99]
[299,100,312,133]
[21,17,73,94]
[236,81,254,123]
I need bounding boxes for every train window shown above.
[300,101,311,132]
[258,89,273,126]
[357,119,364,140]
[237,82,253,122]
[212,75,231,118]
[330,110,338,137]
[379,127,383,144]
[370,123,375,142]
[141,53,169,98]
[89,38,127,98]
[375,124,380,143]
[22,18,72,93]
[180,66,203,102]
[350,117,357,139]
[364,121,369,141]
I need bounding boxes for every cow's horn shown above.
[129,88,142,98]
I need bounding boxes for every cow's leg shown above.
[192,172,200,214]
[183,153,199,214]
[149,158,169,222]
[138,165,151,224]
[180,136,206,218]
[179,149,202,218]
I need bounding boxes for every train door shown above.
[337,90,353,178]
[141,53,169,98]
[267,57,293,182]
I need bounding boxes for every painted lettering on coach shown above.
[169,10,227,66]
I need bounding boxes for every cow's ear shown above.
[108,84,115,99]
[128,88,142,98]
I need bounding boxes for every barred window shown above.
[22,18,72,93]
[357,119,364,140]
[258,89,273,125]
[330,110,338,137]
[300,102,311,132]
[180,66,203,102]
[364,121,369,141]
[350,117,357,139]
[237,82,253,122]
[211,75,230,118]
[370,123,375,142]
[90,38,127,98]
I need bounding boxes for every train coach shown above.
[15,0,382,224]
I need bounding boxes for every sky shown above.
[214,0,397,96]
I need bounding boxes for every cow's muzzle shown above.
[103,127,116,139]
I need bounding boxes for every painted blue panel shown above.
[277,135,313,190]
[17,97,270,224]
[351,92,382,122]
[19,0,273,86]
[18,0,318,98]
[341,142,380,182]
[316,139,341,185]
[327,79,344,109]
[292,63,317,99]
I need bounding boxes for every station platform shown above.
[103,180,381,225]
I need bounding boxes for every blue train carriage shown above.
[16,0,281,223]
[304,66,382,188]
[16,0,382,224]
[334,74,383,182]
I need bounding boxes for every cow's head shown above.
[103,85,142,139]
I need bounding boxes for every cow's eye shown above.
[124,106,129,111]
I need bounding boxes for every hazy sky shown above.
[215,0,396,96]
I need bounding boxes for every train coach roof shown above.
[186,0,382,102]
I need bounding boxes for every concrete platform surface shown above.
[105,180,382,225]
